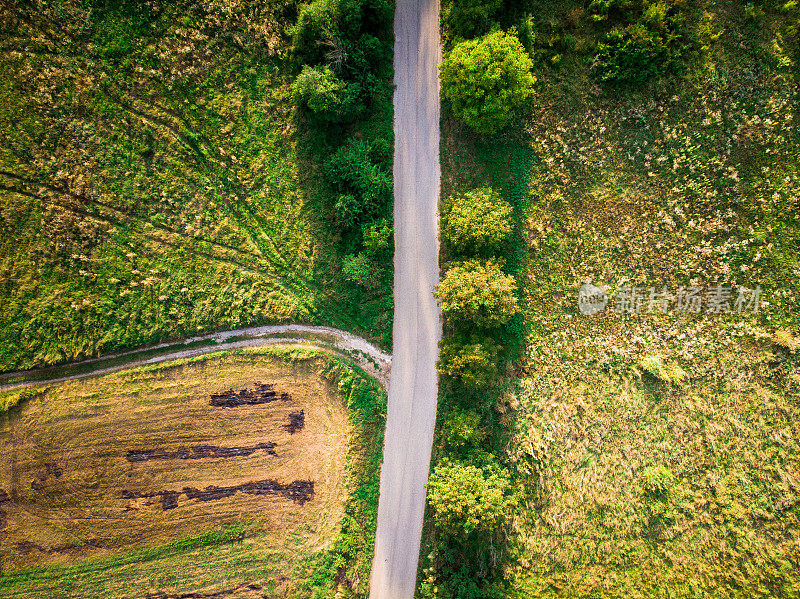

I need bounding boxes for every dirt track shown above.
[369,0,442,597]
[0,324,391,392]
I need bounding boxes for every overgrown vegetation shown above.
[428,0,799,596]
[289,0,396,345]
[0,0,394,373]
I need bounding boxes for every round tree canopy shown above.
[441,30,536,134]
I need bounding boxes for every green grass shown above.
[0,0,393,373]
[0,524,250,589]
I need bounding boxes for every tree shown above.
[434,259,519,328]
[325,138,392,229]
[440,30,535,134]
[291,65,360,123]
[427,457,515,538]
[438,336,500,391]
[442,0,503,39]
[443,187,513,254]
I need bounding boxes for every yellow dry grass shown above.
[0,350,350,576]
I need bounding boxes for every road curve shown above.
[370,0,442,597]
[0,324,391,392]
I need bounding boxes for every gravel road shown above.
[369,0,442,597]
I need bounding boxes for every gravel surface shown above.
[369,0,442,597]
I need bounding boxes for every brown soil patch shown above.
[0,351,350,573]
[284,410,305,434]
[209,383,291,407]
[126,442,278,463]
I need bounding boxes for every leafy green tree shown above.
[292,65,363,122]
[438,336,500,390]
[443,187,513,254]
[427,457,515,538]
[440,30,536,134]
[434,259,519,327]
[442,0,503,39]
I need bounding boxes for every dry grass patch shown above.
[0,349,359,597]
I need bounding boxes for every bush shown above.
[362,219,393,255]
[442,187,513,255]
[442,0,503,39]
[334,193,363,229]
[440,408,486,450]
[342,252,382,289]
[326,138,392,229]
[588,0,639,22]
[638,354,688,384]
[593,1,691,84]
[435,259,519,328]
[641,465,675,498]
[438,336,501,391]
[427,457,515,538]
[291,65,364,123]
[440,30,536,134]
[291,0,339,64]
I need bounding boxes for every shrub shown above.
[427,457,515,538]
[440,30,536,134]
[342,252,382,289]
[442,187,513,255]
[440,408,486,450]
[435,259,519,328]
[291,0,339,64]
[326,138,392,229]
[641,465,675,498]
[334,193,362,228]
[291,65,363,123]
[593,1,691,84]
[442,0,503,39]
[438,336,501,391]
[588,0,639,22]
[362,219,393,255]
[638,354,688,384]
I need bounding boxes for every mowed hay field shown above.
[0,347,380,598]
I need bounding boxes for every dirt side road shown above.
[0,324,391,392]
[369,0,442,597]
